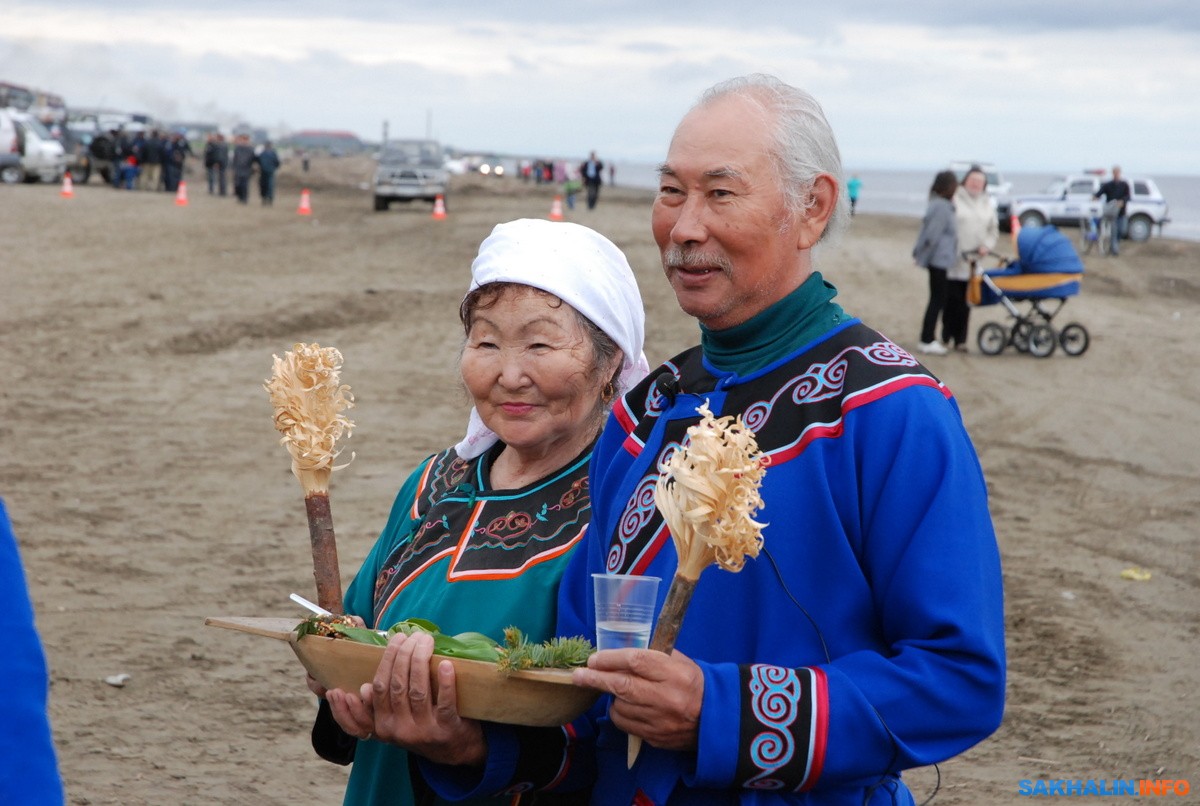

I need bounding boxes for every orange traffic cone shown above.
[60,172,74,198]
[549,195,565,221]
[297,188,313,216]
[432,194,447,220]
[175,180,189,206]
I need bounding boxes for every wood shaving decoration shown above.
[264,343,355,496]
[654,401,767,581]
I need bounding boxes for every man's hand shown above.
[572,648,704,752]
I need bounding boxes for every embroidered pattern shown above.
[742,339,919,432]
[744,665,802,789]
[374,449,591,611]
[607,325,946,579]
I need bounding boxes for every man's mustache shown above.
[663,247,733,273]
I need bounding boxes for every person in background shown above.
[129,128,146,171]
[912,170,959,356]
[214,134,229,196]
[204,133,229,196]
[563,164,582,210]
[118,154,139,190]
[255,141,281,206]
[308,218,648,806]
[1093,165,1131,256]
[0,498,65,805]
[580,150,604,210]
[139,129,164,191]
[161,131,191,193]
[203,133,219,194]
[947,165,998,352]
[847,173,862,216]
[110,128,130,189]
[404,73,1006,806]
[230,134,256,204]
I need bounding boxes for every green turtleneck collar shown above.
[700,272,849,376]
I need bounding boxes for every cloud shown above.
[1,3,1197,173]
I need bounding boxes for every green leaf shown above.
[328,624,389,646]
[430,632,502,662]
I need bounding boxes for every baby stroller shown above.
[968,227,1090,358]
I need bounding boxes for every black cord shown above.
[918,764,942,806]
[762,546,831,664]
[761,547,940,806]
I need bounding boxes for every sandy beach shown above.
[2,155,1197,805]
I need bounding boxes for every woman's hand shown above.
[306,673,328,699]
[305,615,366,700]
[326,686,375,740]
[329,631,488,767]
[369,631,488,766]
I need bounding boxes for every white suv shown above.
[1010,173,1169,242]
[372,139,449,212]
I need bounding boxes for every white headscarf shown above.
[454,218,650,459]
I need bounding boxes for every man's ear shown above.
[795,174,838,250]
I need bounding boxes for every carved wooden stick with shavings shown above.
[628,400,767,767]
[265,343,355,615]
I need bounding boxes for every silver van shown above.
[0,109,67,183]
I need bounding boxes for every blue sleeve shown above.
[344,458,432,625]
[827,392,1006,774]
[686,388,1005,792]
[0,499,65,805]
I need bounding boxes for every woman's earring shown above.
[602,382,616,402]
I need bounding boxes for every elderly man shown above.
[382,74,1005,805]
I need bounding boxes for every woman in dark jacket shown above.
[912,170,959,356]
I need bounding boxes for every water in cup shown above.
[596,619,652,650]
[592,572,660,651]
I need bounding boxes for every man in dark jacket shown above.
[1093,165,1132,256]
[161,132,192,193]
[230,134,256,204]
[580,151,604,210]
[139,130,164,191]
[204,133,229,196]
[255,141,281,205]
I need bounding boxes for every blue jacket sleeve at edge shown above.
[0,498,65,805]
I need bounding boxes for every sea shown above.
[608,163,1200,243]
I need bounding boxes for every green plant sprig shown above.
[295,616,594,671]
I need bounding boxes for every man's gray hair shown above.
[696,74,848,243]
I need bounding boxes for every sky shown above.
[2,1,1199,175]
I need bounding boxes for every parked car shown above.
[372,139,448,211]
[0,109,67,183]
[58,124,94,183]
[1009,173,1169,242]
[0,150,22,184]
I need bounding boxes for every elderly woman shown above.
[308,218,648,805]
[945,165,999,352]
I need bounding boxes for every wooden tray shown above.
[205,616,599,727]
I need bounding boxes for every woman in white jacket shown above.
[946,166,999,352]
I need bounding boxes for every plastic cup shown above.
[592,573,660,651]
